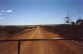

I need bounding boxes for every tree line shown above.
[65,17,83,25]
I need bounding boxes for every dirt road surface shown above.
[11,26,62,39]
[20,40,81,54]
[0,26,81,54]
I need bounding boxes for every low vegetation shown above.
[42,19,83,41]
[0,26,33,36]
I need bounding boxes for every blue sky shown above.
[0,0,83,25]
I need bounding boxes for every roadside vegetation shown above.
[0,26,33,36]
[43,18,83,41]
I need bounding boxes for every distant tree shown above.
[65,17,70,24]
[76,19,83,25]
[71,21,75,25]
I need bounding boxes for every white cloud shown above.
[1,9,13,13]
[6,10,13,13]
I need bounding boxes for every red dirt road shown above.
[0,26,81,54]
[20,40,80,54]
[12,26,62,39]
[0,40,81,54]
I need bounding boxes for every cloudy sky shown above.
[0,0,83,25]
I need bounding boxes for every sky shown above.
[0,0,83,25]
